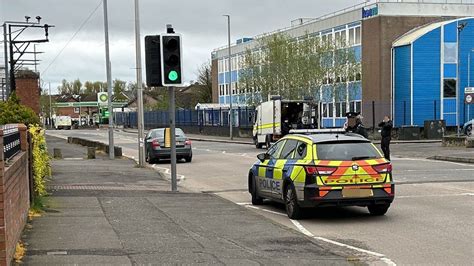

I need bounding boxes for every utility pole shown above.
[3,23,9,97]
[49,82,52,128]
[103,0,114,159]
[456,22,466,136]
[224,15,233,140]
[134,0,145,167]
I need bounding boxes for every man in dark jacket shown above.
[378,115,393,160]
[345,112,368,138]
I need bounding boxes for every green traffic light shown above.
[168,70,178,81]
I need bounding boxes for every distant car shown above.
[145,128,192,163]
[463,119,473,136]
[248,131,394,219]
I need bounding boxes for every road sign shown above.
[465,87,474,105]
[97,92,109,106]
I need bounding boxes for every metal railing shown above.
[1,124,21,161]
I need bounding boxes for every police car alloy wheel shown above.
[250,175,263,205]
[285,184,302,219]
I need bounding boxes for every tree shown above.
[57,79,72,95]
[239,32,359,107]
[0,92,40,126]
[196,61,212,103]
[71,79,82,95]
[113,79,128,101]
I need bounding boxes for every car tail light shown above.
[152,139,160,148]
[304,166,337,176]
[372,163,392,173]
[185,139,192,145]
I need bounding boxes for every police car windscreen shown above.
[316,142,382,161]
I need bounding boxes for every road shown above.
[47,129,474,265]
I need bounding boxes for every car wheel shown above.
[265,135,272,149]
[367,204,390,216]
[254,137,263,149]
[185,155,192,163]
[285,183,302,219]
[466,125,472,137]
[146,151,156,164]
[250,175,263,205]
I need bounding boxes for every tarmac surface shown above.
[21,136,371,265]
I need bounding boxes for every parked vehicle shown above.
[145,128,192,163]
[463,119,473,136]
[54,116,72,130]
[252,99,318,149]
[248,131,394,219]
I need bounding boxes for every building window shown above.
[74,107,80,114]
[355,26,361,45]
[443,79,456,98]
[444,43,457,63]
[349,28,355,46]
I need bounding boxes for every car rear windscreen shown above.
[316,142,382,161]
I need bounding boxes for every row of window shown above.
[217,25,362,74]
[218,83,262,96]
[322,101,361,118]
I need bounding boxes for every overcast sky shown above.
[1,0,363,93]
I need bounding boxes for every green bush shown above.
[0,93,40,126]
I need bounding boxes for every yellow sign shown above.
[164,128,171,148]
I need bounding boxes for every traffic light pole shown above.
[169,86,177,191]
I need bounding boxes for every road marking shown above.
[290,219,396,266]
[63,158,84,160]
[246,205,287,216]
[397,193,474,198]
[47,251,68,255]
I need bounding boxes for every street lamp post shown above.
[134,0,145,167]
[224,15,233,140]
[103,0,114,159]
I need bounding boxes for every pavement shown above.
[120,128,474,164]
[20,136,369,265]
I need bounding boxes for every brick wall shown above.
[211,59,218,103]
[15,71,40,115]
[0,125,30,265]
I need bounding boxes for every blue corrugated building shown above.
[393,17,474,127]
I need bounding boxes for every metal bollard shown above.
[87,147,96,159]
[53,148,62,159]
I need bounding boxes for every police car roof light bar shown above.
[289,128,346,134]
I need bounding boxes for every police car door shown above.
[258,140,285,197]
[273,139,299,197]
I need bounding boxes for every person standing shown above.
[378,115,393,160]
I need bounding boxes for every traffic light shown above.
[161,34,182,86]
[145,35,162,87]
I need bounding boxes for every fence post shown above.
[434,100,437,120]
[403,101,406,125]
[245,106,248,127]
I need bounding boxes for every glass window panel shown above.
[443,79,456,97]
[444,43,457,63]
[355,27,361,45]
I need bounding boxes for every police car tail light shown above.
[372,163,392,173]
[152,139,160,148]
[185,139,192,145]
[305,166,336,176]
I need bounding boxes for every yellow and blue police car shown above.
[248,130,394,219]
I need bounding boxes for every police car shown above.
[248,130,394,219]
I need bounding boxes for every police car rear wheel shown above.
[285,184,302,219]
[251,175,263,205]
[368,204,390,216]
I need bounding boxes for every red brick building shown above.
[15,70,40,114]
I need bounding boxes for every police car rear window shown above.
[316,142,382,161]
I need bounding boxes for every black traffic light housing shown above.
[145,35,162,87]
[161,34,182,86]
